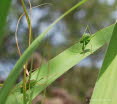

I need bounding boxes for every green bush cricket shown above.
[80,26,94,53]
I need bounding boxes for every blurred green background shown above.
[0,0,117,104]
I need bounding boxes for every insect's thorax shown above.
[80,33,91,43]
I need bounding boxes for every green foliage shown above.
[0,0,117,103]
[0,0,88,103]
[6,24,115,103]
[90,23,117,104]
[0,0,12,46]
[1,0,116,58]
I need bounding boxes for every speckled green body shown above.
[80,33,91,52]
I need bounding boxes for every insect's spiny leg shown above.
[83,42,85,52]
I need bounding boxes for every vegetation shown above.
[0,0,117,104]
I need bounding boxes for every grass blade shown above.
[90,23,117,104]
[0,0,12,46]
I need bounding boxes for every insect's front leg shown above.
[82,42,85,53]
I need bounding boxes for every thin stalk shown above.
[15,3,52,75]
[20,0,32,45]
[23,64,27,104]
[20,0,32,103]
[27,0,32,102]
[15,2,52,103]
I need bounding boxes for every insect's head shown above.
[84,33,90,36]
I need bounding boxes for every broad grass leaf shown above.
[90,23,117,104]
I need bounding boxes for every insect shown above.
[18,80,36,93]
[80,33,92,52]
[20,78,47,93]
[80,26,93,53]
[19,73,57,93]
[15,73,57,93]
